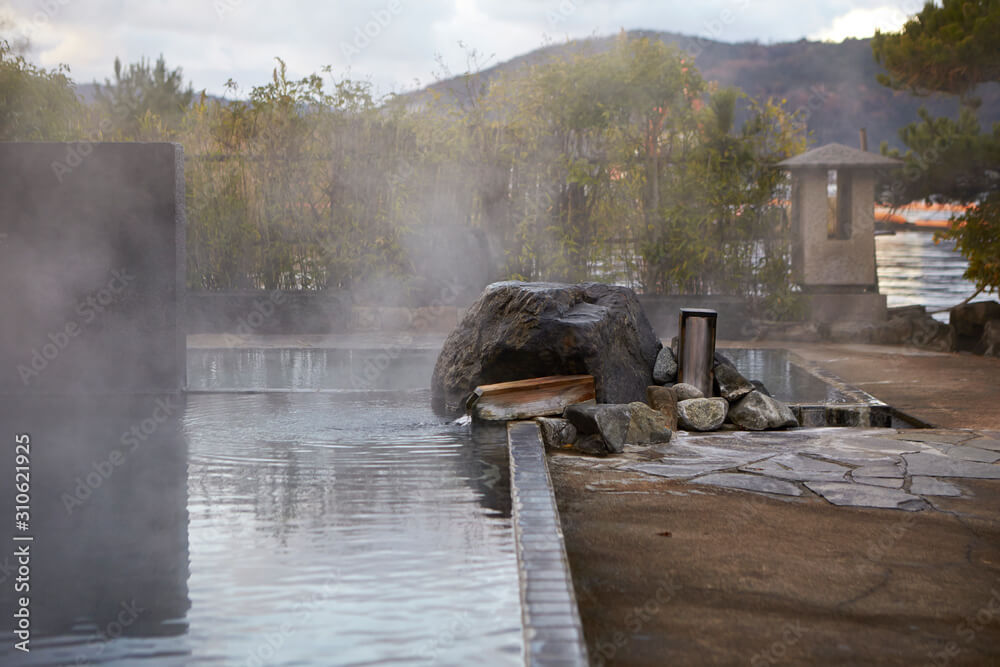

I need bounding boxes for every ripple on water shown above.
[181,391,521,666]
[876,231,985,320]
[0,384,521,666]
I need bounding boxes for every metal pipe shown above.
[677,308,718,398]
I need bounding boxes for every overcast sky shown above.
[4,0,924,97]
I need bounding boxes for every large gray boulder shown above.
[728,390,798,431]
[431,282,661,415]
[982,320,1000,357]
[951,300,1000,352]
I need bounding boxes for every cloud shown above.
[1,1,925,97]
[808,3,921,42]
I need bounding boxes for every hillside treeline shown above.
[2,35,806,315]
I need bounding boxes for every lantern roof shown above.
[777,142,903,169]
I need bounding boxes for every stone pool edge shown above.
[507,421,590,667]
[781,349,931,428]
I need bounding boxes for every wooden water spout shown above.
[677,308,718,398]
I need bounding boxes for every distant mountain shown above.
[404,30,1000,151]
[73,82,227,107]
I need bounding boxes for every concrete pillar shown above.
[0,143,186,394]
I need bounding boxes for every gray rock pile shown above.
[757,300,1000,357]
[434,282,803,456]
[538,343,798,454]
[645,347,799,435]
[951,301,1000,355]
[545,402,673,455]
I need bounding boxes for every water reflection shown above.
[182,390,520,665]
[876,231,983,321]
[0,396,190,665]
[723,349,853,404]
[0,351,521,666]
[188,348,436,392]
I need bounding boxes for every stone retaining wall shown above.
[754,300,1000,357]
[507,420,590,666]
[186,291,462,334]
[187,291,757,338]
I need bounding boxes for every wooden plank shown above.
[472,374,595,398]
[469,375,595,421]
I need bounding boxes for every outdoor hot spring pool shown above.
[0,350,523,666]
[185,346,854,403]
[0,345,849,666]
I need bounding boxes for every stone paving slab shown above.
[903,451,1000,479]
[852,461,905,478]
[944,446,1000,463]
[884,430,979,445]
[967,438,1000,452]
[851,475,903,489]
[910,476,963,497]
[741,453,852,483]
[804,482,927,511]
[555,427,1000,512]
[627,460,745,479]
[691,472,802,496]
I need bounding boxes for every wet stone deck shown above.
[551,427,1000,512]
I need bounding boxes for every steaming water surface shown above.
[0,351,522,666]
[181,390,521,666]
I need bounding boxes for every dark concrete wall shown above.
[186,291,351,335]
[186,291,755,338]
[0,143,186,393]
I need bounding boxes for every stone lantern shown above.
[778,143,902,323]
